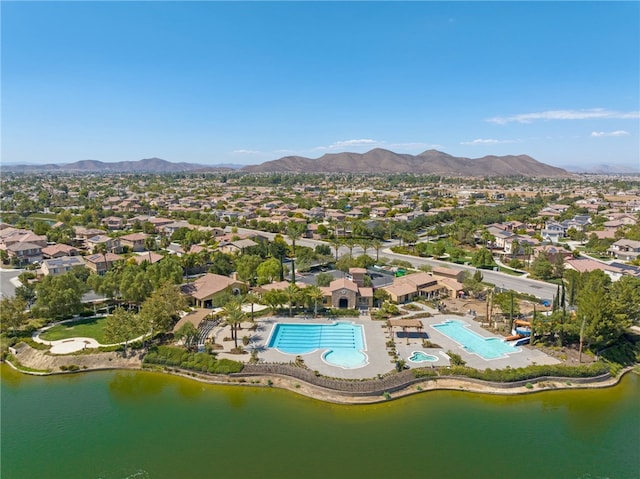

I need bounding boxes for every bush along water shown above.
[143,346,244,374]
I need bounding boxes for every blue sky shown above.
[2,1,639,169]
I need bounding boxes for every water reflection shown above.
[108,371,165,401]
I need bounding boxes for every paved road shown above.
[0,268,23,299]
[235,227,558,300]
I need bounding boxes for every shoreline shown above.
[4,344,636,405]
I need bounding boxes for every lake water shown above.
[1,365,639,479]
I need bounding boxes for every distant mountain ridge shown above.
[3,149,570,176]
[561,163,640,174]
[242,148,570,177]
[2,158,234,173]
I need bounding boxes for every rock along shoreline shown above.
[4,344,636,405]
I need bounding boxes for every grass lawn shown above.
[498,266,526,276]
[40,317,108,344]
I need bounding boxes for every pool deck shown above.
[249,304,558,379]
[255,316,394,379]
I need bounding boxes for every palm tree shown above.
[344,238,356,258]
[286,222,305,258]
[359,238,372,257]
[371,239,383,262]
[330,237,342,261]
[243,292,261,322]
[523,243,534,268]
[304,285,325,318]
[223,299,247,349]
[284,283,301,317]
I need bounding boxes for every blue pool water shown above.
[432,319,520,360]
[267,322,367,369]
[408,351,439,363]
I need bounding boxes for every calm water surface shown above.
[1,365,639,479]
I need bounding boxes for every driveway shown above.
[0,268,23,299]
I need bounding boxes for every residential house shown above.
[132,252,164,265]
[181,273,247,308]
[608,239,640,262]
[541,221,565,244]
[120,232,149,252]
[41,256,86,276]
[85,252,123,275]
[86,235,121,254]
[41,244,80,259]
[6,242,43,265]
[219,238,258,255]
[101,216,124,230]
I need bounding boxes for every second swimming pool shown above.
[432,319,521,360]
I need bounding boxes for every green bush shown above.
[445,362,609,382]
[144,346,243,374]
[447,350,466,366]
[412,368,438,378]
[327,308,360,317]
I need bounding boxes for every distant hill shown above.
[3,150,571,176]
[2,158,235,173]
[561,163,640,174]
[242,148,570,177]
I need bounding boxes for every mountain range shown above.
[242,149,570,176]
[3,149,571,176]
[1,158,234,173]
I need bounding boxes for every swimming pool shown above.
[408,351,439,363]
[267,322,368,369]
[431,319,521,360]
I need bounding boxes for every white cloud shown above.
[232,149,263,155]
[389,142,442,150]
[461,138,519,145]
[590,130,630,137]
[328,138,380,149]
[487,109,640,125]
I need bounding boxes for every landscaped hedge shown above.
[328,308,360,317]
[144,346,244,374]
[444,362,609,382]
[411,368,439,379]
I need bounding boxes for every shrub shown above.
[444,362,609,382]
[144,346,243,374]
[412,368,438,379]
[447,350,466,366]
[327,308,360,317]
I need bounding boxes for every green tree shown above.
[34,272,86,320]
[234,254,262,285]
[175,322,199,350]
[262,289,287,313]
[284,283,301,317]
[139,282,187,336]
[531,252,553,280]
[471,248,496,269]
[243,292,262,322]
[0,296,28,336]
[256,257,282,285]
[286,221,306,257]
[576,270,626,349]
[104,307,145,355]
[223,299,247,349]
[304,285,325,317]
[316,272,334,287]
